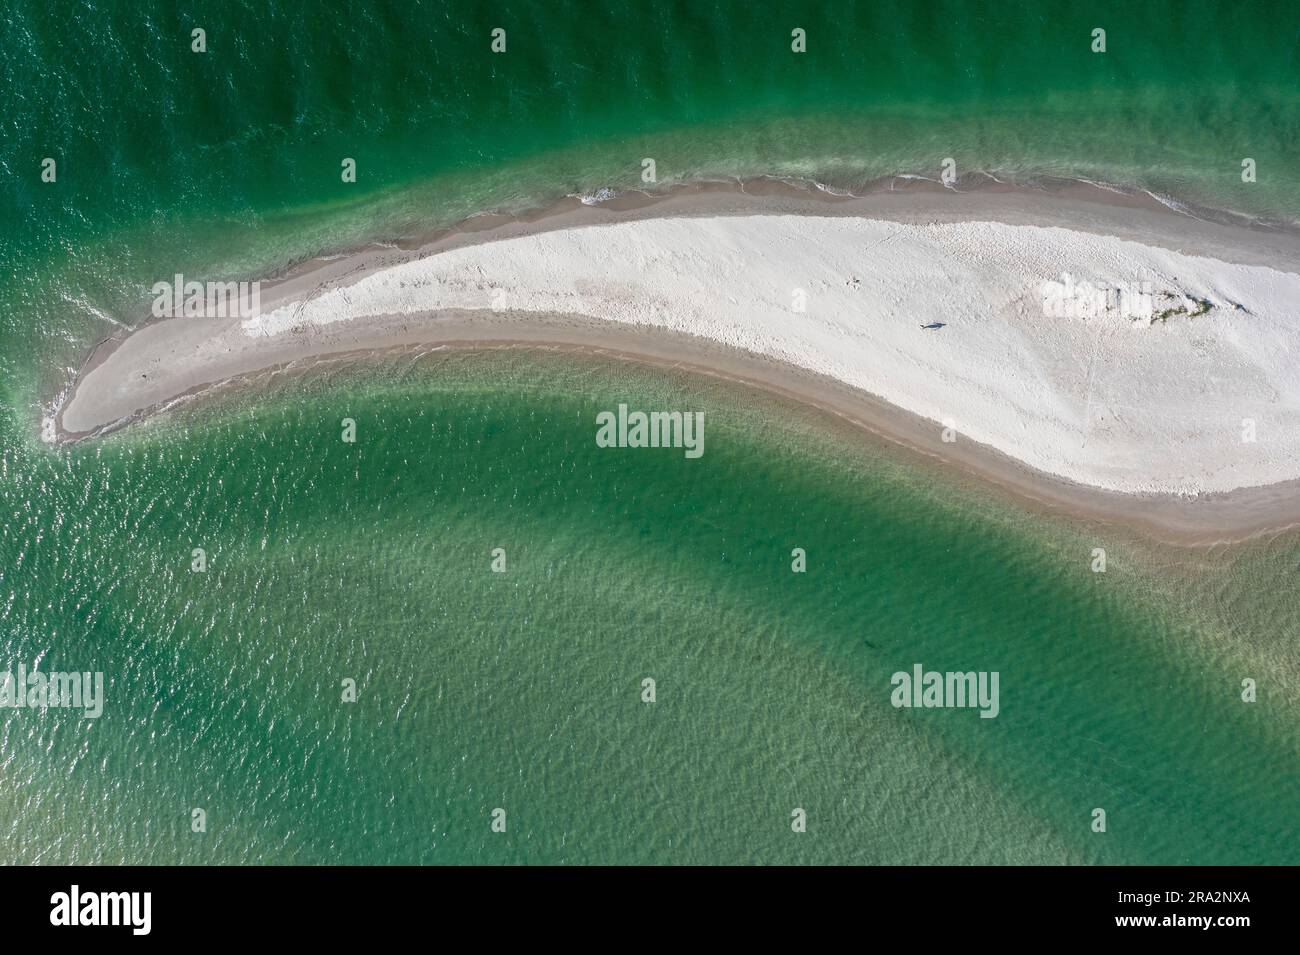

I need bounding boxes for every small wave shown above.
[1073,177,1133,198]
[809,179,864,198]
[71,296,126,329]
[569,186,618,205]
[1141,189,1203,220]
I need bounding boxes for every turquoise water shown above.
[1,1,1297,863]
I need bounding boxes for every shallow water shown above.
[0,353,1294,863]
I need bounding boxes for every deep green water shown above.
[1,1,1297,863]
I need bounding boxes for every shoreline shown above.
[53,177,1300,544]
[67,326,1300,548]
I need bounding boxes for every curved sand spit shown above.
[56,189,1300,535]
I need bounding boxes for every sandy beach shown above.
[54,180,1300,542]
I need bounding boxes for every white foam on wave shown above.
[570,186,617,205]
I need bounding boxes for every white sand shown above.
[236,215,1300,495]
